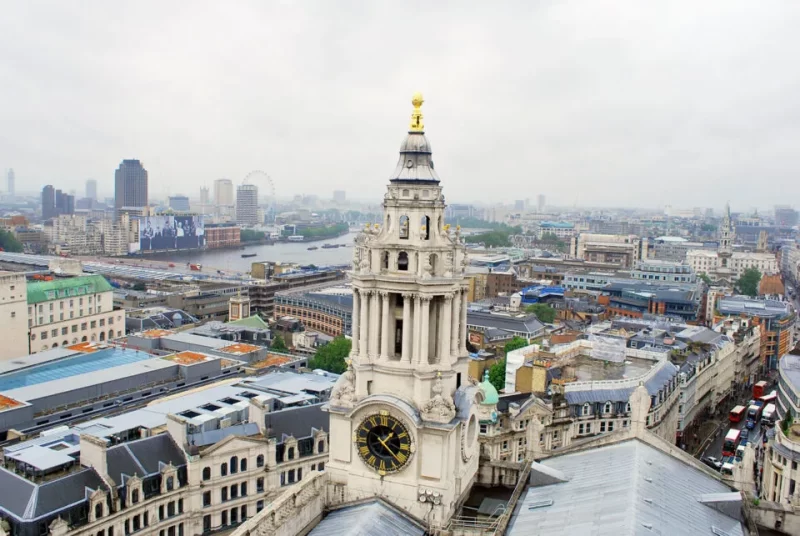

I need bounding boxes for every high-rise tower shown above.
[7,169,15,196]
[86,179,97,201]
[326,94,480,526]
[236,184,259,225]
[114,159,148,209]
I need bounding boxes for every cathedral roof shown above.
[479,370,499,406]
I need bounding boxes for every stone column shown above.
[369,291,380,358]
[351,289,360,356]
[459,288,468,354]
[419,296,431,365]
[412,294,422,363]
[359,290,370,358]
[401,293,413,363]
[441,293,453,362]
[450,289,461,357]
[380,291,391,360]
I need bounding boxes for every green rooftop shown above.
[227,315,269,329]
[27,275,114,304]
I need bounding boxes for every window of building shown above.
[81,322,87,331]
[608,421,614,432]
[318,462,325,471]
[95,503,103,519]
[231,508,238,525]
[167,501,175,517]
[51,329,57,337]
[178,499,184,513]
[202,467,211,480]
[257,477,264,492]
[91,320,97,329]
[257,500,264,512]
[479,424,488,434]
[288,469,296,484]
[241,505,247,520]
[256,454,264,468]
[280,472,286,486]
[203,491,211,507]
[220,463,227,477]
[502,440,508,451]
[72,324,78,332]
[318,440,325,453]
[166,476,174,491]
[298,468,303,481]
[131,489,139,503]
[582,403,590,416]
[603,401,612,414]
[221,487,228,502]
[203,515,211,533]
[41,331,47,340]
[287,447,295,461]
[100,318,105,326]
[221,511,228,526]
[240,458,247,472]
[230,456,238,474]
[240,482,247,496]
[159,505,164,520]
[579,423,584,435]
[230,484,238,499]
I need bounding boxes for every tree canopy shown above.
[736,267,761,297]
[240,229,266,242]
[0,230,23,253]
[488,359,506,392]
[698,272,712,285]
[525,303,556,323]
[503,335,529,356]
[308,336,352,374]
[270,333,289,352]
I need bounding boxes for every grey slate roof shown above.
[265,403,327,442]
[467,310,545,336]
[564,362,678,405]
[189,423,261,448]
[308,500,425,536]
[106,434,186,484]
[507,440,744,536]
[0,466,107,522]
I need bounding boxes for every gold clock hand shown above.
[377,435,402,462]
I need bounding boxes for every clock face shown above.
[355,413,412,475]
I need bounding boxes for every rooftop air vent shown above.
[527,500,554,510]
[645,477,653,483]
[641,523,653,530]
[711,527,734,536]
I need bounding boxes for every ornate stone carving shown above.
[421,257,433,279]
[443,252,454,277]
[330,362,356,409]
[421,373,456,424]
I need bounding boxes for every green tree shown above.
[525,303,556,323]
[308,335,352,374]
[0,230,23,253]
[503,335,529,356]
[270,333,289,352]
[487,359,506,392]
[240,229,266,242]
[698,272,712,285]
[736,267,762,297]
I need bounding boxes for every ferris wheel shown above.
[243,170,276,215]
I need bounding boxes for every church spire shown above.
[409,92,424,132]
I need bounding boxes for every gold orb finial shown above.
[409,92,425,132]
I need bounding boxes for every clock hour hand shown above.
[377,434,402,463]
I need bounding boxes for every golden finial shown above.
[410,92,424,132]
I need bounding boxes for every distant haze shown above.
[1,1,799,210]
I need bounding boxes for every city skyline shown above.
[2,2,800,210]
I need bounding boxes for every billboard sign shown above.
[139,215,205,251]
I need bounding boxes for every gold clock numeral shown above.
[396,451,408,464]
[397,431,408,439]
[399,442,410,451]
[380,415,389,427]
[367,455,377,466]
[359,446,370,457]
[379,409,389,416]
[369,416,377,427]
[379,460,386,472]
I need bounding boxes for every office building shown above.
[168,195,190,212]
[537,194,545,212]
[630,259,696,284]
[200,186,210,206]
[715,296,795,369]
[41,185,57,220]
[570,233,648,267]
[114,159,148,209]
[214,178,234,206]
[85,178,97,200]
[6,169,14,196]
[55,189,75,216]
[775,205,799,228]
[236,184,259,226]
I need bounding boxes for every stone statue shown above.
[443,252,454,277]
[422,258,433,279]
[421,374,456,424]
[330,362,356,409]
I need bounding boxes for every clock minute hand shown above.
[377,434,402,463]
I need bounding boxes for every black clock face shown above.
[355,413,412,474]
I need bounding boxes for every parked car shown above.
[702,456,723,472]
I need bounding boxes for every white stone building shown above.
[27,274,125,353]
[0,271,30,360]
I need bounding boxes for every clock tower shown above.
[326,94,481,527]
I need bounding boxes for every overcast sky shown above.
[1,1,799,211]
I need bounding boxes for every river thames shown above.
[154,232,356,272]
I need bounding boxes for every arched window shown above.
[81,336,87,342]
[256,455,264,468]
[386,214,391,231]
[62,340,68,347]
[398,252,409,271]
[421,215,430,240]
[220,463,228,477]
[108,329,114,340]
[72,338,78,344]
[91,334,97,341]
[626,402,631,413]
[399,215,409,239]
[100,332,105,341]
[95,503,103,519]
[287,447,295,461]
[582,403,591,416]
[202,467,211,480]
[429,253,438,275]
[318,440,325,454]
[230,456,238,474]
[166,476,174,491]
[240,458,247,472]
[52,342,58,348]
[603,401,612,414]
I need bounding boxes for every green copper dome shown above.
[479,370,499,405]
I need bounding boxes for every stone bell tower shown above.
[326,94,480,527]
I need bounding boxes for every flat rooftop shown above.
[0,346,156,393]
[571,355,655,382]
